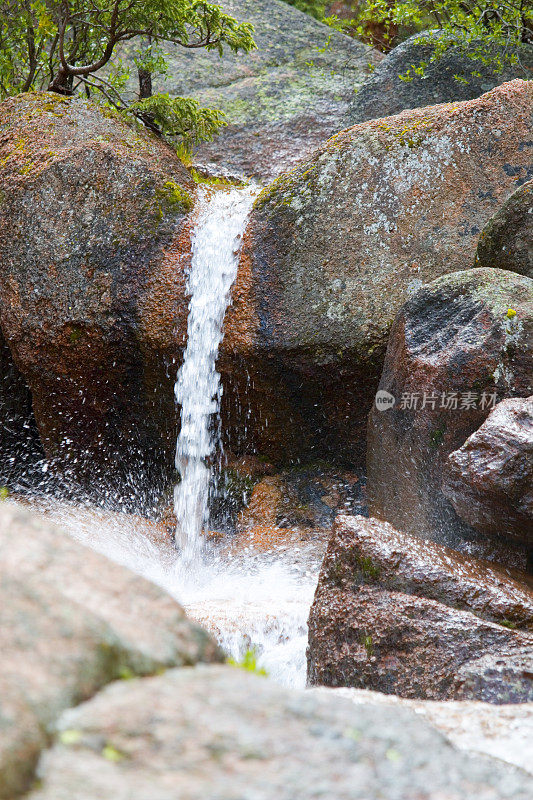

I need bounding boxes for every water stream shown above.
[174,186,256,565]
[171,184,321,685]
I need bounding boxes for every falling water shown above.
[24,183,324,690]
[173,186,256,564]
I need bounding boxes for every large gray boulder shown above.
[225,81,533,467]
[351,32,533,123]
[367,268,533,569]
[28,665,533,799]
[145,0,380,180]
[0,502,221,798]
[476,179,533,279]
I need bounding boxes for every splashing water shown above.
[29,497,324,688]
[173,186,256,565]
[22,184,325,690]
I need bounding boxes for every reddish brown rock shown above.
[307,515,533,701]
[443,397,533,549]
[225,80,533,467]
[367,268,533,569]
[0,92,195,501]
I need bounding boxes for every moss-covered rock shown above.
[224,81,533,468]
[0,92,195,501]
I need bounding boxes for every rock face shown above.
[0,329,44,486]
[350,33,533,124]
[476,179,533,279]
[367,268,533,569]
[149,0,379,180]
[227,82,533,466]
[27,665,533,799]
[0,92,194,501]
[307,515,533,702]
[443,397,533,550]
[0,501,221,798]
[313,687,533,776]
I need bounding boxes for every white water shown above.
[25,185,323,688]
[174,186,256,565]
[29,499,322,688]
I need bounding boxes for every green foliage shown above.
[281,0,351,32]
[0,486,9,501]
[355,1,532,78]
[0,0,256,146]
[281,1,327,21]
[228,647,268,676]
[129,94,226,147]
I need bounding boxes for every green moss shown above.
[253,168,300,211]
[357,555,380,581]
[102,743,126,762]
[154,180,193,215]
[429,422,446,448]
[499,618,518,630]
[189,166,244,188]
[69,326,83,344]
[361,634,374,658]
[228,647,268,676]
[59,729,83,746]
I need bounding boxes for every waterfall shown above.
[173,186,256,564]
[33,182,322,690]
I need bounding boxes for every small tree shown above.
[354,0,532,77]
[0,0,255,146]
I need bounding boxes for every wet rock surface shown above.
[27,665,533,799]
[476,179,533,279]
[314,687,533,776]
[227,81,533,467]
[307,515,533,701]
[236,468,367,532]
[0,329,43,486]
[145,0,379,180]
[0,502,221,798]
[367,268,533,568]
[443,397,533,549]
[350,33,533,124]
[0,92,194,501]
